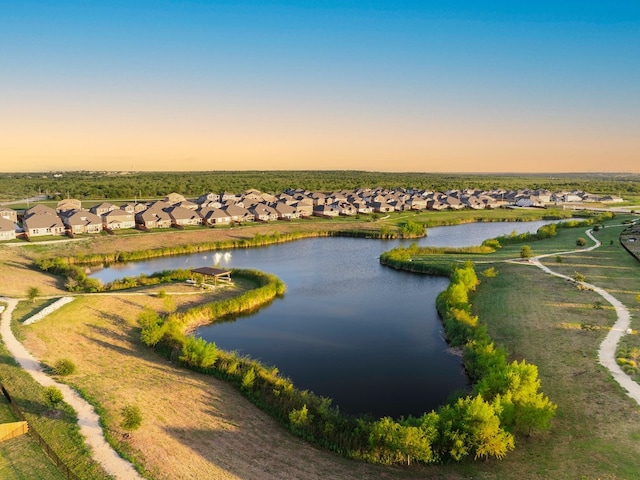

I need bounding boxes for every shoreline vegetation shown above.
[4,204,640,478]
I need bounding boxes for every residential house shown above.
[0,207,17,223]
[102,208,135,230]
[90,202,118,216]
[250,204,279,222]
[223,204,254,223]
[196,192,220,205]
[56,198,82,212]
[0,217,16,240]
[313,204,340,217]
[273,202,299,220]
[290,201,313,218]
[135,207,172,229]
[369,201,395,213]
[62,210,103,234]
[166,206,202,227]
[122,202,148,214]
[199,208,232,226]
[23,210,66,238]
[406,197,427,211]
[165,192,187,205]
[351,200,373,214]
[23,204,58,219]
[332,201,357,216]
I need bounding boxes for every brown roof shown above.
[191,267,231,277]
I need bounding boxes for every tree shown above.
[120,404,143,433]
[520,245,533,259]
[439,395,515,461]
[27,286,40,303]
[138,308,166,347]
[369,416,436,464]
[480,360,557,435]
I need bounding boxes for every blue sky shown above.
[1,1,639,172]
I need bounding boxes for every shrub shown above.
[242,368,256,390]
[120,404,143,432]
[520,245,533,259]
[481,267,497,278]
[43,385,64,409]
[179,336,218,369]
[53,358,76,376]
[576,237,587,247]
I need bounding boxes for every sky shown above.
[1,1,639,173]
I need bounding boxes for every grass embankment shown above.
[0,304,111,480]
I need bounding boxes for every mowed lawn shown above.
[5,215,640,480]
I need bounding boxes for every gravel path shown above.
[526,227,640,405]
[0,297,143,480]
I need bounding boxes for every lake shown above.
[91,220,552,418]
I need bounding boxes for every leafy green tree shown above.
[451,262,479,292]
[439,395,515,461]
[478,360,557,435]
[27,286,40,303]
[520,245,533,259]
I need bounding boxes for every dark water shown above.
[91,220,552,418]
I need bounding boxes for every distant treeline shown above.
[2,170,639,201]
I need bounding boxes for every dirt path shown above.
[525,227,640,405]
[0,296,143,480]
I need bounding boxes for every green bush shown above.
[120,404,143,432]
[53,358,76,376]
[43,385,64,409]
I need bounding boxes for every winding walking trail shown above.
[524,227,640,405]
[0,296,143,480]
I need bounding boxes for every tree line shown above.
[2,170,639,201]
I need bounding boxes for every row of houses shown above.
[0,187,623,240]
